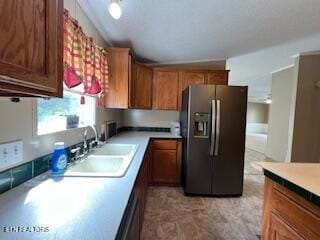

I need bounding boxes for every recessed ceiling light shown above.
[108,0,122,20]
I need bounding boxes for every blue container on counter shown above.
[51,142,68,174]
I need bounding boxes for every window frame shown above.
[32,88,97,137]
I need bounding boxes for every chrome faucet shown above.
[70,147,81,164]
[83,125,103,154]
[83,128,89,154]
[88,125,99,143]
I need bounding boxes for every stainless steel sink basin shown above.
[62,144,139,177]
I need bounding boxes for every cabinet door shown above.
[146,143,153,185]
[176,141,182,185]
[269,213,305,240]
[0,0,63,97]
[152,70,179,110]
[134,165,143,233]
[138,160,147,232]
[132,63,153,109]
[152,149,178,184]
[206,71,229,85]
[270,186,320,240]
[105,48,130,108]
[134,148,150,233]
[178,71,206,109]
[128,56,136,108]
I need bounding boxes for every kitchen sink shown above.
[62,144,139,177]
[92,144,137,156]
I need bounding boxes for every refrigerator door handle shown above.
[215,100,221,156]
[210,100,216,156]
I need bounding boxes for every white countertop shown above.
[0,131,181,240]
[260,162,320,197]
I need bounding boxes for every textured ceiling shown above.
[227,33,320,102]
[78,0,320,101]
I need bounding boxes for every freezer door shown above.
[182,85,216,195]
[212,85,248,195]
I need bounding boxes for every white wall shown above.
[0,0,122,171]
[246,102,269,134]
[123,110,179,128]
[286,58,299,162]
[266,67,294,162]
[289,54,320,163]
[247,102,269,123]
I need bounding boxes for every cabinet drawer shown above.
[271,188,320,240]
[153,140,177,150]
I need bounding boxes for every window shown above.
[37,90,95,135]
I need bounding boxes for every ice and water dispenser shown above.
[194,112,210,138]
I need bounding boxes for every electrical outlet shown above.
[0,143,13,166]
[0,140,23,168]
[11,141,23,164]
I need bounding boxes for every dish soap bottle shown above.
[51,142,68,175]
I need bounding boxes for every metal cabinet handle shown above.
[214,100,221,156]
[210,100,216,156]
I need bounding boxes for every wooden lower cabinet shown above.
[134,144,150,233]
[262,178,320,240]
[269,213,304,240]
[151,140,182,186]
[152,149,177,184]
[132,139,182,238]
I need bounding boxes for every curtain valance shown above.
[63,9,108,97]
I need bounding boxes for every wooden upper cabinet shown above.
[206,70,229,85]
[178,71,206,109]
[153,149,178,184]
[153,69,229,110]
[105,48,153,109]
[105,48,228,110]
[105,48,130,108]
[132,63,153,109]
[0,0,63,97]
[128,56,136,108]
[152,69,179,110]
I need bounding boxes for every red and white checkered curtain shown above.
[63,9,108,99]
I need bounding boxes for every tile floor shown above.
[141,149,268,240]
[246,133,268,154]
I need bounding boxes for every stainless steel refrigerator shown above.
[180,85,247,196]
